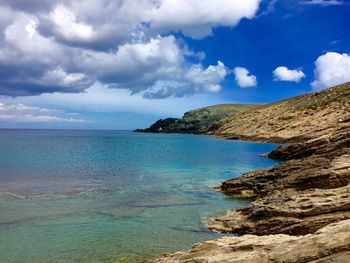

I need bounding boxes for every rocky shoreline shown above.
[147,219,350,263]
[143,83,350,262]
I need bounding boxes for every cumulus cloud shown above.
[234,67,257,88]
[147,0,261,39]
[76,36,182,88]
[0,0,262,98]
[4,13,60,60]
[301,0,344,6]
[39,67,92,88]
[0,101,85,123]
[142,61,228,98]
[311,52,350,90]
[0,17,229,98]
[185,61,228,92]
[5,0,262,43]
[49,5,95,42]
[273,66,305,82]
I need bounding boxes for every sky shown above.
[0,0,349,129]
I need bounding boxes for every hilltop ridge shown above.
[134,104,259,134]
[212,82,350,143]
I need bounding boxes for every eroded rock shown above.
[213,130,350,236]
[146,219,350,263]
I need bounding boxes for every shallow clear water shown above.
[0,130,277,262]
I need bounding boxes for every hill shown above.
[135,104,259,134]
[212,82,350,142]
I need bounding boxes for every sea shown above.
[0,130,277,262]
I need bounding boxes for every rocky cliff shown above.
[208,82,350,237]
[135,104,258,134]
[145,82,350,263]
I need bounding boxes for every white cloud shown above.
[311,52,350,90]
[5,14,55,56]
[234,67,257,88]
[0,101,86,123]
[34,0,262,43]
[8,0,262,47]
[39,67,91,88]
[1,18,228,98]
[273,66,305,82]
[185,61,228,92]
[147,0,261,39]
[142,61,228,99]
[0,0,263,98]
[2,12,64,67]
[76,36,182,84]
[301,0,343,6]
[50,5,95,42]
[75,35,228,98]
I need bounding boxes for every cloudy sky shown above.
[0,0,349,129]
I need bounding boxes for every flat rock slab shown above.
[146,219,350,263]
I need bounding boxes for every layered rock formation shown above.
[209,83,350,236]
[135,104,258,134]
[144,82,350,262]
[147,219,350,263]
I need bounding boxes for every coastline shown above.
[142,83,350,262]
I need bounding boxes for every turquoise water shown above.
[0,130,277,262]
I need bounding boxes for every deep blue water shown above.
[0,130,277,262]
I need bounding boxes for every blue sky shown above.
[0,0,349,129]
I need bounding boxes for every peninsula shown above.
[138,82,350,262]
